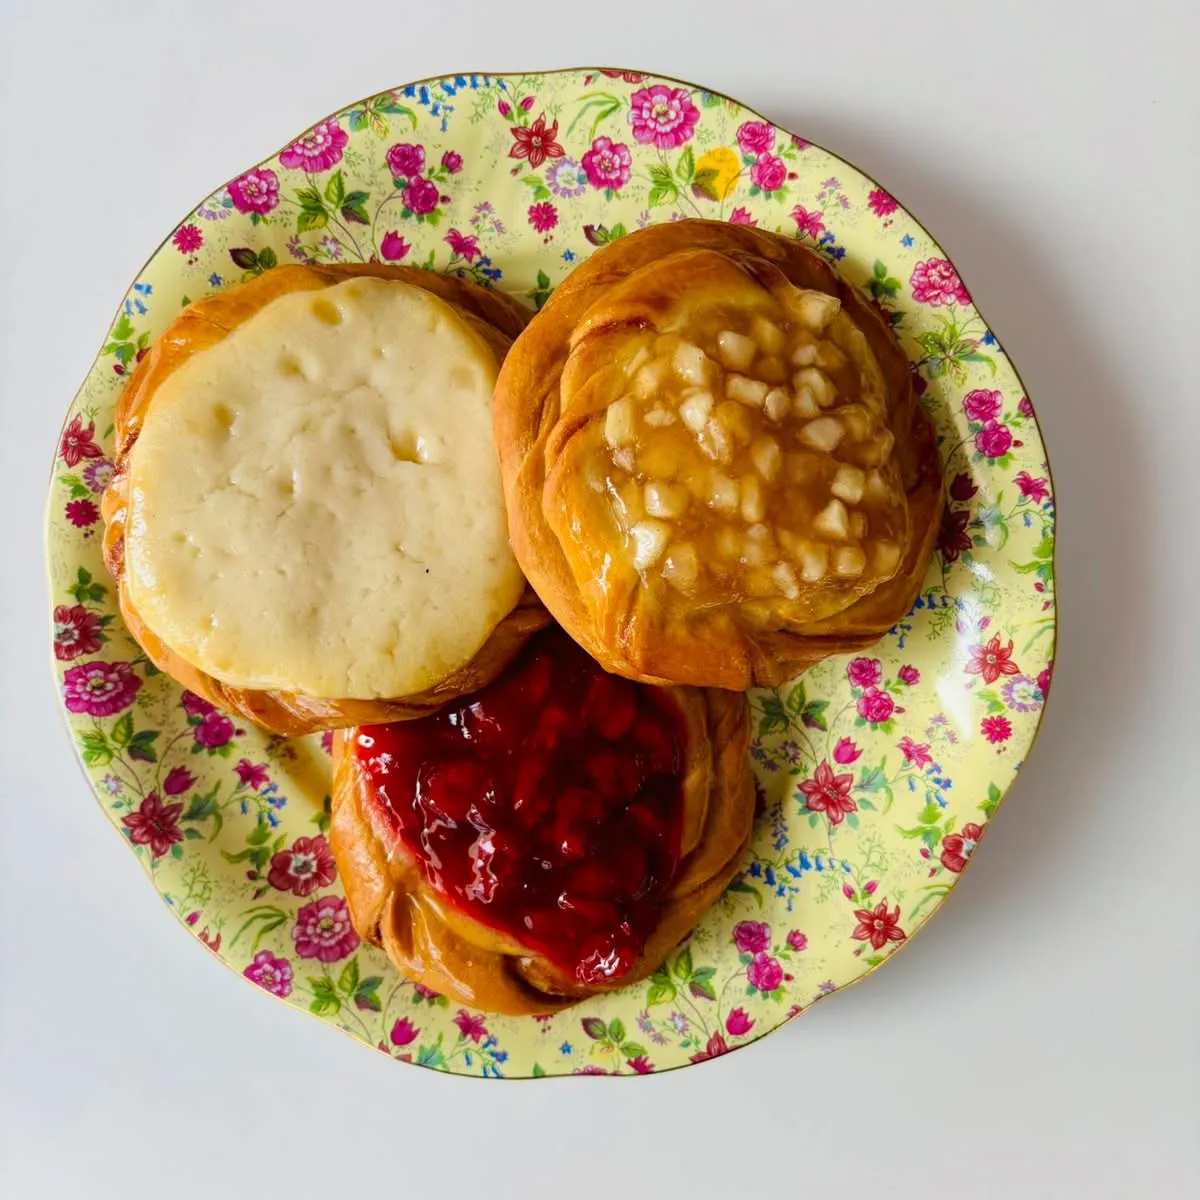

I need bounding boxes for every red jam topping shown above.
[354,629,687,985]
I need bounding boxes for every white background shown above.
[2,1,1197,1195]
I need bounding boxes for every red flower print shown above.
[736,120,775,155]
[898,665,920,686]
[385,142,425,178]
[267,834,336,897]
[53,604,102,661]
[163,766,196,795]
[852,900,907,951]
[966,635,1020,685]
[798,760,857,825]
[728,206,757,226]
[786,930,808,952]
[172,224,203,254]
[453,1009,488,1042]
[898,736,932,768]
[63,660,141,717]
[856,687,895,724]
[975,421,1013,459]
[867,187,898,217]
[726,1007,755,1036]
[949,472,978,502]
[600,69,647,83]
[733,920,771,954]
[627,86,699,150]
[833,736,861,765]
[939,508,972,564]
[194,710,234,748]
[750,153,786,193]
[444,227,480,262]
[228,167,279,216]
[791,205,826,239]
[1019,395,1035,418]
[846,656,882,689]
[292,895,359,963]
[963,388,1003,423]
[279,120,347,173]
[981,715,1013,744]
[582,135,632,191]
[689,1031,729,1063]
[181,690,215,718]
[508,114,565,169]
[413,982,441,1001]
[909,257,970,307]
[1037,662,1053,697]
[401,176,439,215]
[940,822,985,873]
[441,149,463,173]
[627,1055,655,1074]
[234,759,269,790]
[389,1017,419,1046]
[527,201,558,232]
[747,953,784,993]
[60,415,103,467]
[379,231,410,261]
[65,498,99,528]
[122,792,183,858]
[243,950,292,998]
[1015,471,1050,503]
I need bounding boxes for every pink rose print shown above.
[235,759,270,790]
[726,1007,755,1036]
[527,201,558,232]
[747,953,784,993]
[292,894,359,963]
[847,657,882,689]
[386,142,425,178]
[453,1009,488,1042]
[833,736,862,765]
[444,228,481,262]
[279,120,347,173]
[867,187,898,217]
[379,231,410,261]
[857,687,895,724]
[181,690,215,719]
[228,168,279,216]
[733,920,771,955]
[852,900,907,951]
[194,710,234,749]
[1037,662,1054,698]
[390,1017,419,1047]
[53,604,103,661]
[65,499,99,528]
[786,930,808,952]
[799,761,857,825]
[966,635,1020,685]
[981,715,1013,744]
[750,153,787,193]
[898,665,920,685]
[736,120,775,155]
[909,257,970,307]
[628,85,699,150]
[963,388,1003,423]
[940,823,984,873]
[897,737,932,768]
[121,792,183,858]
[728,206,757,226]
[267,834,337,897]
[163,766,196,796]
[1019,395,1035,418]
[402,176,439,215]
[949,472,978,502]
[243,950,293,998]
[1015,471,1050,503]
[172,224,203,255]
[63,660,141,717]
[60,415,103,467]
[791,205,826,239]
[689,1031,730,1063]
[441,149,463,173]
[581,136,632,191]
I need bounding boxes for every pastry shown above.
[331,626,754,1015]
[493,220,942,689]
[102,263,548,735]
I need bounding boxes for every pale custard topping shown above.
[124,276,525,699]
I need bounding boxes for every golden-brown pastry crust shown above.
[101,263,548,736]
[330,687,754,1016]
[493,220,942,690]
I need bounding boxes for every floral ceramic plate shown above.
[47,68,1055,1078]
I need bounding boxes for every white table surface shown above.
[2,1,1197,1195]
